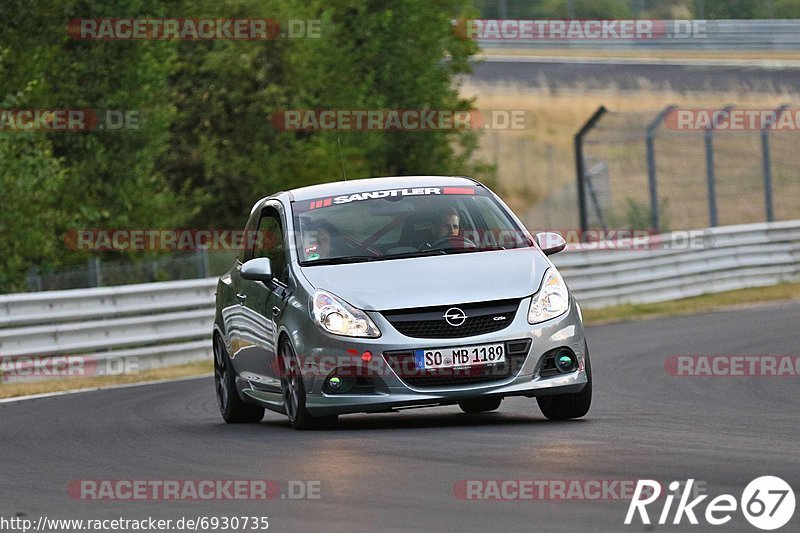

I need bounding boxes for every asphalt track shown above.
[2,303,798,532]
[468,57,800,92]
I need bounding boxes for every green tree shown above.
[1,0,492,290]
[161,0,490,228]
[0,0,192,290]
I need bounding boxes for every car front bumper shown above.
[284,296,587,416]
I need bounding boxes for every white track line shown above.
[0,373,211,404]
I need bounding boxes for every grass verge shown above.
[0,360,212,399]
[583,281,800,325]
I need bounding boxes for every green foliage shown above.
[539,0,632,18]
[475,0,631,18]
[0,0,491,292]
[160,0,488,228]
[0,135,69,292]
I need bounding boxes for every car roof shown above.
[287,175,479,201]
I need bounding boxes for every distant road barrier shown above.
[553,220,800,308]
[477,20,800,52]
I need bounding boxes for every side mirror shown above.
[535,232,567,255]
[240,257,273,283]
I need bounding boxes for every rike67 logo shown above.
[626,477,795,530]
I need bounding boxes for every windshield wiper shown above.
[371,249,447,261]
[299,255,377,266]
[300,247,494,266]
[373,247,495,261]
[437,247,484,254]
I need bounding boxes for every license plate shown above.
[414,343,506,370]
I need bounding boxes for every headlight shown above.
[528,268,569,324]
[311,290,381,338]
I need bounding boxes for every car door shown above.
[222,208,260,365]
[234,202,290,391]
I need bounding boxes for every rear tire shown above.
[214,335,265,424]
[458,397,502,414]
[280,338,338,430]
[537,342,592,420]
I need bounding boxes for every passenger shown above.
[306,221,340,260]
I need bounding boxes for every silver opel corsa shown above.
[213,176,591,429]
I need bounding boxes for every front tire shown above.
[537,342,592,420]
[214,335,265,423]
[280,338,337,430]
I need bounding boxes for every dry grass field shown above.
[463,82,799,229]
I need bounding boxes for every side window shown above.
[251,207,289,284]
[239,211,261,263]
[472,198,506,230]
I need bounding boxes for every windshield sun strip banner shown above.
[296,186,477,212]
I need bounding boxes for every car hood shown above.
[298,248,550,311]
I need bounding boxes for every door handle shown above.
[236,292,247,302]
[272,306,281,316]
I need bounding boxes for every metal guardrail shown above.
[0,279,216,377]
[477,20,800,51]
[553,220,800,307]
[0,220,798,377]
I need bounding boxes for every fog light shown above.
[324,374,354,394]
[555,351,577,373]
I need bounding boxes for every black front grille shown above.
[383,339,532,389]
[538,353,560,378]
[382,299,519,339]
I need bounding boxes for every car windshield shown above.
[292,184,533,265]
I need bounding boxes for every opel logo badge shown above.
[443,307,467,327]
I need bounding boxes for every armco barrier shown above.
[0,221,798,376]
[552,221,800,308]
[0,279,216,378]
[477,20,800,52]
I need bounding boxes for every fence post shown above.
[574,106,607,236]
[87,257,102,287]
[645,105,677,234]
[704,104,734,227]
[26,267,42,292]
[196,249,209,278]
[760,104,788,223]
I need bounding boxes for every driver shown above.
[436,207,460,239]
